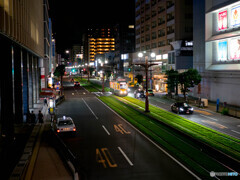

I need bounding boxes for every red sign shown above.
[218,10,228,31]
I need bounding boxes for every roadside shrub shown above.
[221,108,229,115]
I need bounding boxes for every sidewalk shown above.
[9,101,71,180]
[155,92,240,119]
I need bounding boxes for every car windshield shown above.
[120,83,127,89]
[58,120,73,126]
[178,102,189,107]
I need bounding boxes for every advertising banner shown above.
[231,6,240,27]
[218,10,228,30]
[230,38,240,60]
[218,41,227,61]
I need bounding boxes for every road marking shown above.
[201,120,227,129]
[153,99,166,104]
[194,109,212,115]
[96,148,117,168]
[82,98,99,120]
[96,97,201,180]
[200,114,218,121]
[118,147,133,166]
[231,130,240,135]
[102,125,110,135]
[114,124,131,134]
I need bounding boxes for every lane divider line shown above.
[102,125,110,135]
[118,147,133,166]
[200,114,218,121]
[82,98,99,120]
[96,97,201,180]
[231,130,240,135]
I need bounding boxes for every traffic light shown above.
[83,68,86,71]
[128,68,131,72]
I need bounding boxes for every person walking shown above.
[44,98,48,106]
[38,110,44,124]
[30,111,36,124]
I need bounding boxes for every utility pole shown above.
[102,72,105,92]
[145,56,150,112]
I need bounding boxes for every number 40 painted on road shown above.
[114,124,131,134]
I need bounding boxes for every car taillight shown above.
[73,127,76,131]
[57,129,60,133]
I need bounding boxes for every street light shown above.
[137,51,156,113]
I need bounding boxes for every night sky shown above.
[49,0,135,55]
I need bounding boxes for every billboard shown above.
[230,38,240,60]
[218,10,228,30]
[231,6,240,27]
[218,41,228,61]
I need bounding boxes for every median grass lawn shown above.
[99,96,237,179]
[116,96,240,161]
[73,77,110,92]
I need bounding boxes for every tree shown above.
[178,68,201,100]
[166,69,179,97]
[54,64,65,95]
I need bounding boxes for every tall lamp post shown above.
[137,52,156,112]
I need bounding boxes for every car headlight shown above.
[179,108,184,111]
[128,88,130,92]
[120,91,123,94]
[190,107,194,111]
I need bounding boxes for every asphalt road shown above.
[55,79,198,180]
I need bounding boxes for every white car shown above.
[55,116,76,134]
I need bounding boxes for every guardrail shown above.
[50,130,86,180]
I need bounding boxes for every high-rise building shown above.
[84,25,116,67]
[193,0,240,106]
[135,0,193,92]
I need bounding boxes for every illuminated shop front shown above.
[206,2,240,70]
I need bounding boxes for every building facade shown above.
[193,0,240,106]
[135,0,193,92]
[0,0,46,137]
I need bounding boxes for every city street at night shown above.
[1,0,240,179]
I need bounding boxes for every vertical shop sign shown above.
[231,6,240,27]
[218,10,228,30]
[218,41,227,61]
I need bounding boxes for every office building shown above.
[193,0,240,106]
[135,0,193,92]
[0,0,47,136]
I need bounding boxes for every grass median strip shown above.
[74,78,110,92]
[117,96,240,161]
[99,96,234,178]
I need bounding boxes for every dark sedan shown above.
[171,102,194,114]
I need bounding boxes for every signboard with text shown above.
[231,6,240,27]
[218,41,228,61]
[218,10,228,30]
[230,38,240,60]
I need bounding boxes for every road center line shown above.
[231,130,240,135]
[102,125,110,135]
[200,114,218,121]
[82,98,99,120]
[118,147,133,166]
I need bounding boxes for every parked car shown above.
[74,81,80,86]
[171,102,194,114]
[134,89,145,98]
[148,89,154,96]
[54,116,76,135]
